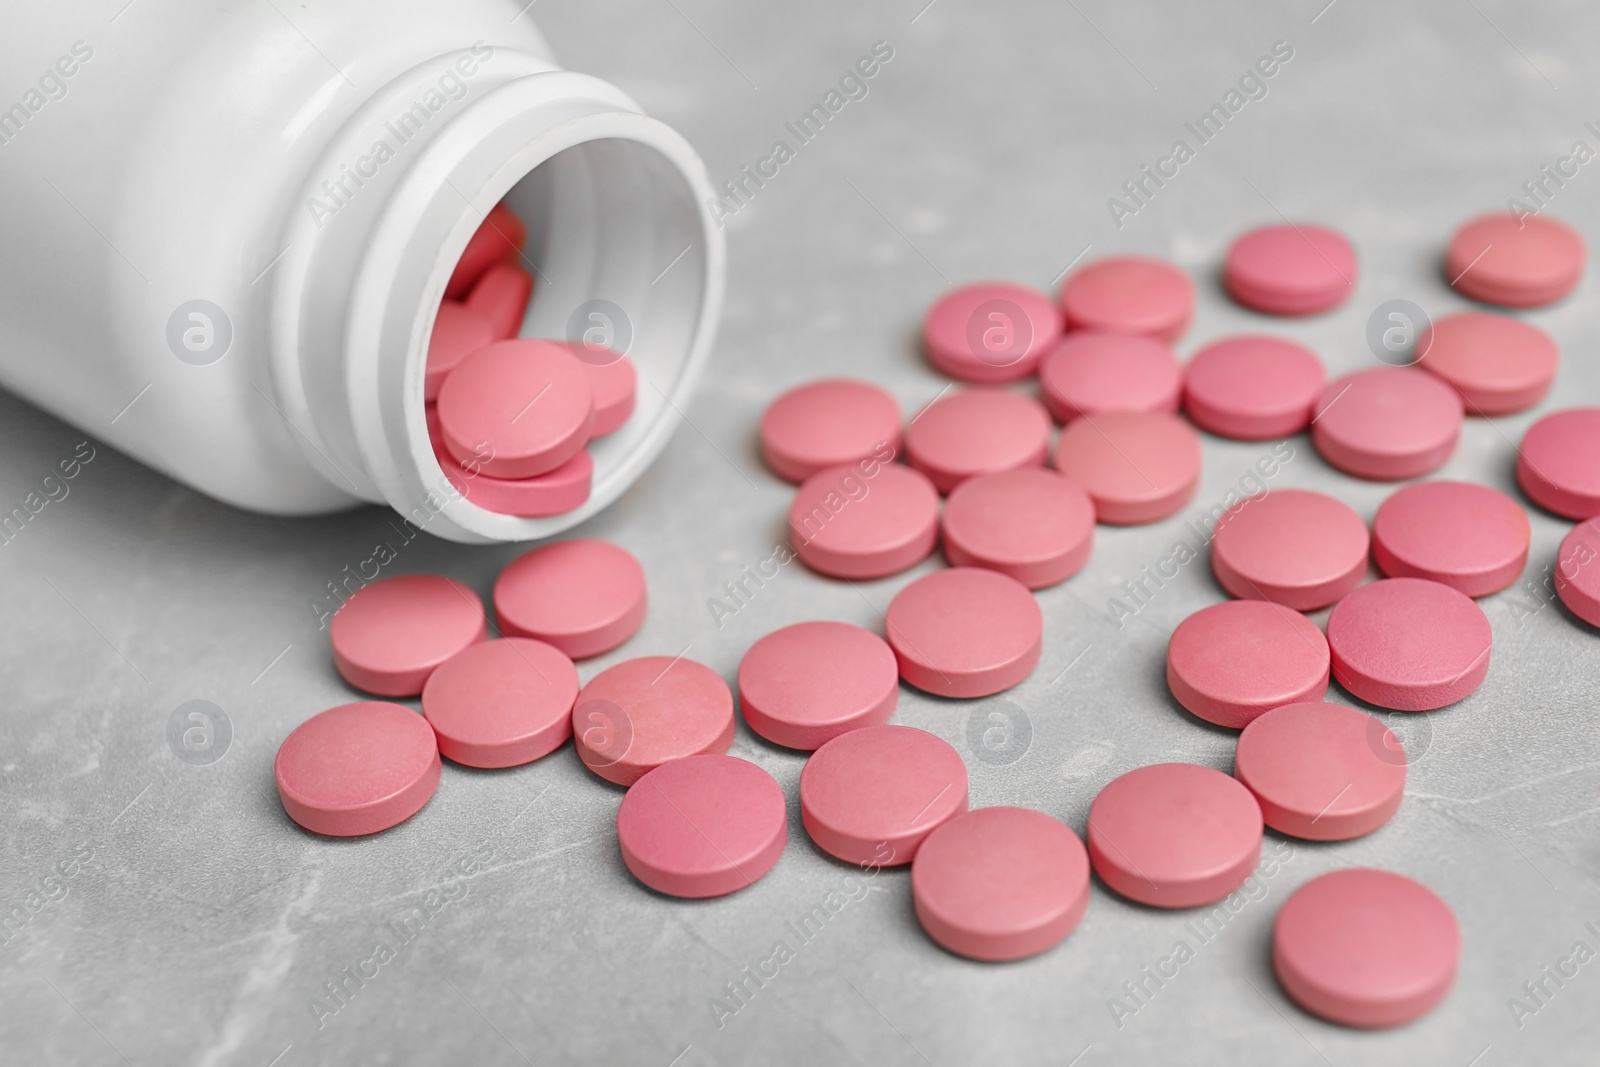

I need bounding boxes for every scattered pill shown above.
[494,538,646,659]
[1273,868,1459,1028]
[760,379,902,483]
[1445,211,1585,308]
[1415,311,1558,415]
[941,467,1095,589]
[921,281,1062,382]
[737,621,899,751]
[573,655,735,786]
[884,567,1042,698]
[800,725,968,866]
[420,638,579,768]
[1372,481,1529,597]
[1517,407,1600,519]
[1037,332,1183,423]
[788,462,940,579]
[1087,763,1263,909]
[904,388,1051,493]
[424,301,496,402]
[1326,577,1492,711]
[1225,223,1356,315]
[445,202,525,299]
[1311,366,1463,481]
[1058,255,1195,340]
[1183,334,1326,440]
[557,342,638,437]
[1210,488,1369,611]
[617,754,787,898]
[442,448,592,517]
[328,574,486,696]
[437,340,595,478]
[1052,410,1200,524]
[1235,701,1406,840]
[1556,518,1600,629]
[465,262,534,341]
[1166,600,1330,729]
[912,807,1090,962]
[275,701,441,837]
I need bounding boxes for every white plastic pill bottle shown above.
[0,0,724,542]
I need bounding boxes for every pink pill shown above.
[1037,332,1183,423]
[884,567,1042,698]
[1273,868,1460,1028]
[1087,762,1263,909]
[551,340,637,437]
[442,448,592,517]
[912,807,1090,962]
[1415,312,1558,416]
[1235,701,1406,841]
[904,388,1051,493]
[1311,367,1463,481]
[329,574,486,696]
[1052,410,1200,525]
[800,725,968,866]
[1446,211,1585,308]
[572,655,735,786]
[445,202,525,300]
[1183,335,1326,440]
[1517,407,1600,519]
[941,467,1095,589]
[760,379,902,483]
[1224,223,1357,316]
[1372,481,1529,597]
[494,538,646,659]
[464,262,533,341]
[737,621,899,751]
[617,754,787,898]
[788,462,939,580]
[1166,600,1330,730]
[275,701,441,837]
[1058,255,1195,340]
[921,281,1062,382]
[436,339,595,479]
[1210,489,1369,611]
[1326,577,1492,711]
[424,301,496,402]
[1556,518,1600,628]
[420,638,579,768]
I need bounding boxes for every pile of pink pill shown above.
[273,206,1597,1034]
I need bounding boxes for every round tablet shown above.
[424,300,496,401]
[1058,255,1195,340]
[1235,702,1406,840]
[494,539,646,659]
[1087,763,1263,909]
[1311,367,1463,481]
[329,574,486,696]
[442,448,592,517]
[941,468,1095,589]
[1517,408,1600,519]
[800,725,968,866]
[275,701,441,837]
[1166,600,1330,729]
[1225,224,1357,315]
[912,807,1090,962]
[617,754,787,898]
[1037,332,1183,424]
[444,203,525,300]
[1446,212,1585,308]
[464,262,533,341]
[436,339,595,479]
[1274,868,1460,1028]
[1415,312,1558,415]
[572,656,735,786]
[1053,411,1201,525]
[1372,481,1529,597]
[904,388,1051,493]
[884,568,1043,698]
[1556,518,1600,628]
[1326,578,1492,711]
[420,638,580,768]
[556,342,637,437]
[1210,489,1369,611]
[760,379,903,483]
[1183,335,1326,440]
[788,462,939,580]
[737,621,899,750]
[921,281,1063,382]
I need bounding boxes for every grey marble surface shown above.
[4,0,1600,1064]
